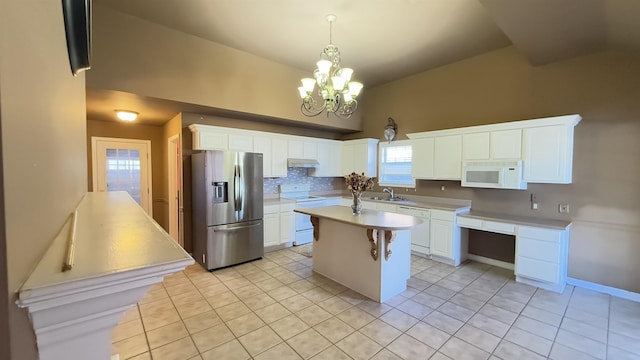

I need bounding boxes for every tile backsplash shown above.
[264,167,338,194]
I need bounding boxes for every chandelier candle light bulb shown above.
[299,14,363,118]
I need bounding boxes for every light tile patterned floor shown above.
[112,246,640,360]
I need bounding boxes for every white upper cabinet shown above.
[288,139,317,160]
[491,129,522,159]
[342,138,378,177]
[228,133,253,152]
[271,138,288,177]
[253,136,272,177]
[189,124,380,179]
[409,114,580,184]
[411,135,462,180]
[463,132,490,160]
[288,139,303,158]
[434,135,462,180]
[411,138,435,179]
[253,135,287,178]
[311,141,342,177]
[463,129,521,161]
[189,125,228,150]
[304,142,318,160]
[523,125,574,183]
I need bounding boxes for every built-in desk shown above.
[457,211,571,293]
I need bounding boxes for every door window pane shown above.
[106,148,142,204]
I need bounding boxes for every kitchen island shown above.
[294,205,422,302]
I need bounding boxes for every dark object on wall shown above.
[62,0,91,76]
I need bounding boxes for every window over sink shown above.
[378,140,415,188]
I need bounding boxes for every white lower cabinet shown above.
[264,212,279,247]
[429,209,463,265]
[430,219,452,258]
[264,203,295,247]
[515,225,568,292]
[279,206,294,244]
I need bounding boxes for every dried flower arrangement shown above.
[344,172,376,195]
[344,172,375,196]
[344,172,375,214]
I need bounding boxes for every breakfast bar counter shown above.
[294,205,422,302]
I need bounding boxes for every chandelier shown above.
[298,15,363,119]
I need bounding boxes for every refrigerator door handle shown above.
[212,220,261,232]
[234,164,242,212]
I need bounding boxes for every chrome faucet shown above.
[383,187,394,199]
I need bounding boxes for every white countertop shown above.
[265,193,471,212]
[458,210,571,230]
[19,191,193,299]
[294,205,423,230]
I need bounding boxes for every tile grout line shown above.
[116,249,636,360]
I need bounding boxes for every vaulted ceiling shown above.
[88,0,640,125]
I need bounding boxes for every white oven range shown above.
[279,184,327,246]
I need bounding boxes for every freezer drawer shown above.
[197,220,264,270]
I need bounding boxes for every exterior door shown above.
[92,137,153,215]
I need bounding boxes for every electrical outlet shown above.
[532,202,538,210]
[559,204,570,214]
[530,193,538,210]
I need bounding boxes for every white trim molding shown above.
[567,277,640,303]
[16,192,193,360]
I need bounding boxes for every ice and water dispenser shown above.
[212,182,228,203]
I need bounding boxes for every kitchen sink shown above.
[368,196,406,202]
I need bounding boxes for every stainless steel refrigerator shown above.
[191,150,264,270]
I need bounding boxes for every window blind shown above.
[378,140,415,187]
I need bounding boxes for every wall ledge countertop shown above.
[265,192,571,229]
[458,210,572,230]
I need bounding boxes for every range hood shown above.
[287,158,320,168]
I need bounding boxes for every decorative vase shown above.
[351,192,363,215]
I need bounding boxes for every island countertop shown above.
[294,205,422,230]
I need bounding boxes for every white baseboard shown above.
[567,277,640,303]
[466,254,514,271]
[466,256,639,301]
[111,355,120,360]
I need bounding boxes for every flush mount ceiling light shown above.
[298,15,363,119]
[115,110,138,122]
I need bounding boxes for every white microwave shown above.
[462,160,527,190]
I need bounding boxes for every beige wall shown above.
[88,5,362,132]
[0,0,88,358]
[360,46,640,292]
[86,119,168,230]
[0,103,9,360]
[163,113,184,243]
